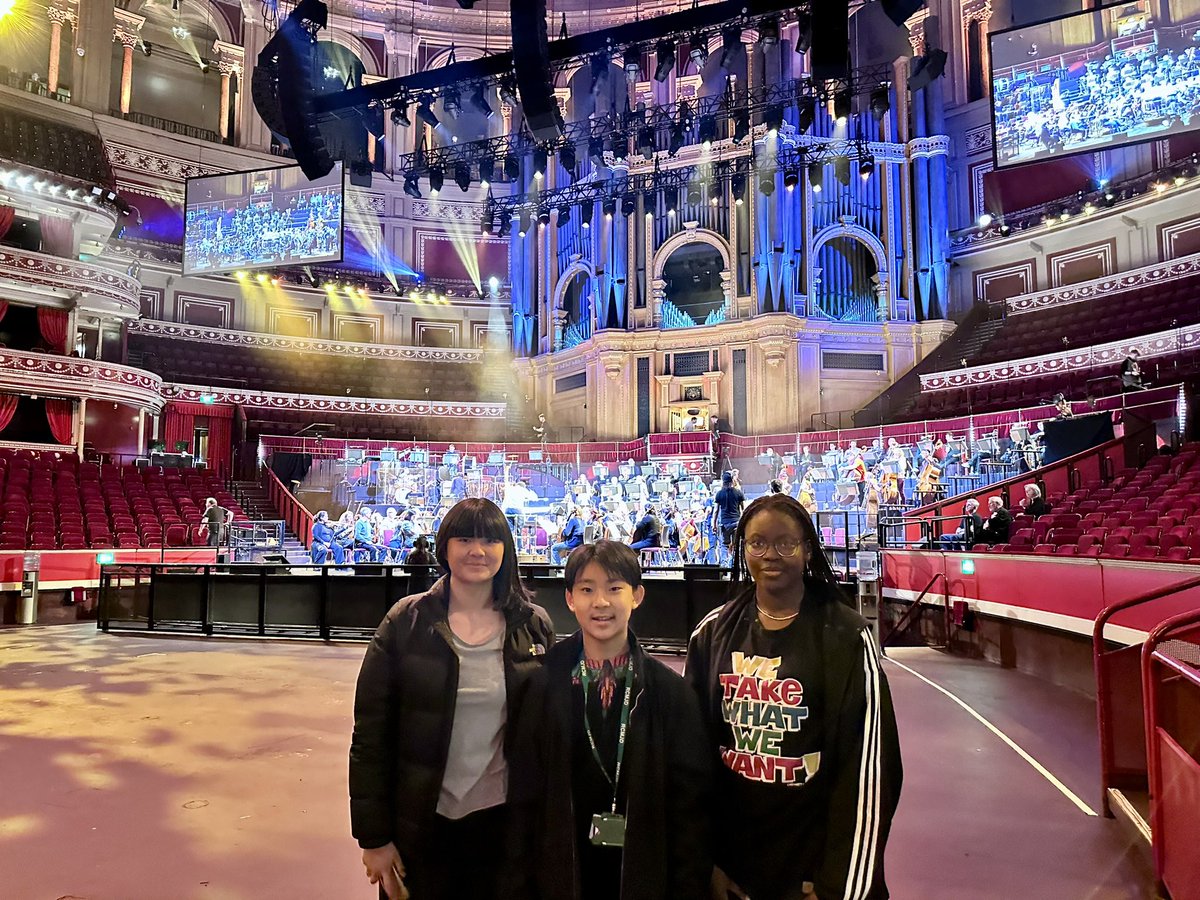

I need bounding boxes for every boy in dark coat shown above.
[504,541,712,900]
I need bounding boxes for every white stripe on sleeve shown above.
[844,629,883,900]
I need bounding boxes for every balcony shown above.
[0,246,141,318]
[0,349,164,411]
[108,109,227,146]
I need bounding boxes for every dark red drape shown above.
[45,398,74,444]
[205,414,232,475]
[38,215,74,256]
[0,205,13,242]
[0,300,8,325]
[0,393,17,432]
[163,404,195,454]
[37,307,69,354]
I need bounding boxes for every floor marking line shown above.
[883,656,1099,817]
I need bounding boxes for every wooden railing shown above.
[263,466,314,549]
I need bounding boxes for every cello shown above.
[915,445,943,504]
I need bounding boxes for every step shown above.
[1106,788,1151,846]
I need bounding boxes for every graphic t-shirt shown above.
[715,601,825,899]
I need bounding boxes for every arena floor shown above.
[0,625,1155,899]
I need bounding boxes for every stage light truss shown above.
[395,65,892,184]
[315,0,819,119]
[481,135,888,226]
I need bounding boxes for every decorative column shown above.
[214,42,245,143]
[76,397,87,457]
[46,5,75,94]
[112,11,145,116]
[650,278,667,326]
[71,0,114,113]
[239,18,271,151]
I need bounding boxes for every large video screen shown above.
[990,2,1200,169]
[183,163,344,276]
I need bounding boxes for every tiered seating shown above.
[971,276,1200,367]
[129,334,515,403]
[972,446,1200,560]
[0,448,247,550]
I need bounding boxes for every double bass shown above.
[915,444,943,503]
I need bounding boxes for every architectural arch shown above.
[551,261,595,349]
[322,28,383,77]
[651,226,732,281]
[808,223,889,320]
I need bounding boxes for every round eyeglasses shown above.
[745,537,805,558]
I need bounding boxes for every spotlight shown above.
[687,180,702,205]
[533,147,548,178]
[643,189,656,218]
[557,203,571,226]
[689,34,708,68]
[698,114,717,147]
[622,193,637,216]
[589,135,605,165]
[393,101,411,127]
[391,108,402,126]
[759,17,780,46]
[668,122,685,157]
[869,87,891,122]
[998,223,1012,236]
[833,156,851,186]
[518,210,532,237]
[624,47,641,83]
[428,166,444,195]
[759,170,776,197]
[559,142,577,172]
[665,190,678,216]
[469,83,493,118]
[909,48,948,91]
[454,161,472,192]
[733,112,750,144]
[403,171,421,198]
[731,172,746,205]
[590,54,609,95]
[538,208,551,226]
[638,125,655,160]
[504,155,521,181]
[612,132,629,161]
[833,89,852,124]
[481,206,495,235]
[1103,190,1116,207]
[443,88,461,118]
[479,156,496,187]
[654,40,676,82]
[858,155,875,179]
[797,95,815,133]
[580,201,593,229]
[603,195,617,218]
[719,27,742,70]
[498,216,512,237]
[499,76,518,107]
[416,101,439,127]
[794,12,812,53]
[783,168,799,191]
[976,213,993,228]
[764,104,784,134]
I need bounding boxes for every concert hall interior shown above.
[1,0,1199,897]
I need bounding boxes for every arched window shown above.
[561,271,592,347]
[661,243,726,327]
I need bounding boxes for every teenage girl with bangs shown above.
[686,494,902,900]
[350,498,554,900]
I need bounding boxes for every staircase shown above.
[232,480,310,563]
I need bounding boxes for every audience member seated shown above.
[1020,485,1050,518]
[980,496,1012,546]
[940,498,982,550]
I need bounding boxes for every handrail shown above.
[262,466,314,549]
[1142,605,1200,897]
[1093,574,1200,817]
[881,571,947,649]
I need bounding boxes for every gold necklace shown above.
[756,605,799,621]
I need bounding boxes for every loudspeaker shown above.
[275,18,334,179]
[510,0,563,142]
[811,0,849,79]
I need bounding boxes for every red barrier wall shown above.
[0,548,218,591]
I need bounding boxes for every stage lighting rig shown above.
[403,171,421,198]
[668,122,686,157]
[428,165,445,195]
[518,210,532,237]
[654,40,676,82]
[833,89,852,124]
[689,34,708,68]
[480,156,497,187]
[454,161,472,191]
[698,114,718,147]
[603,195,617,218]
[731,171,746,205]
[638,125,655,160]
[794,12,812,53]
[759,17,780,46]
[416,101,439,127]
[470,83,493,118]
[858,153,875,179]
[624,47,641,82]
[764,104,784,134]
[719,27,742,69]
[869,87,890,122]
[783,168,799,191]
[808,160,823,192]
[538,208,551,226]
[642,188,656,218]
[759,168,776,197]
[579,201,593,228]
[559,142,577,172]
[622,193,637,216]
[499,76,518,107]
[504,154,521,181]
[590,54,610,95]
[443,87,461,118]
[533,147,549,178]
[797,95,816,133]
[557,203,572,225]
[589,136,606,165]
[733,111,751,144]
[909,48,948,91]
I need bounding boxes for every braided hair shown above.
[727,493,844,608]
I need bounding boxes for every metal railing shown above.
[263,466,314,548]
[881,571,948,649]
[108,109,227,145]
[227,520,287,563]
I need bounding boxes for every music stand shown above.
[487,451,505,465]
[592,464,609,479]
[652,479,671,494]
[529,450,544,461]
[640,465,657,477]
[619,464,634,478]
[379,448,397,462]
[627,483,645,500]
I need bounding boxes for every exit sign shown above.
[96,552,116,565]
[961,559,976,575]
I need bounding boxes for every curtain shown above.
[271,452,313,486]
[163,403,196,454]
[205,414,232,476]
[0,205,13,242]
[0,393,17,432]
[38,215,74,257]
[45,398,74,444]
[0,300,8,325]
[37,307,69,354]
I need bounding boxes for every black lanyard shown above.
[578,657,634,814]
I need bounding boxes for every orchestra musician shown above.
[1053,393,1075,420]
[915,443,944,505]
[796,472,819,517]
[844,447,868,503]
[310,510,345,565]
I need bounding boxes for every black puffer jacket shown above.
[348,576,555,853]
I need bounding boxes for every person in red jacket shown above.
[686,494,902,900]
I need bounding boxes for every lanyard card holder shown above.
[590,812,627,847]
